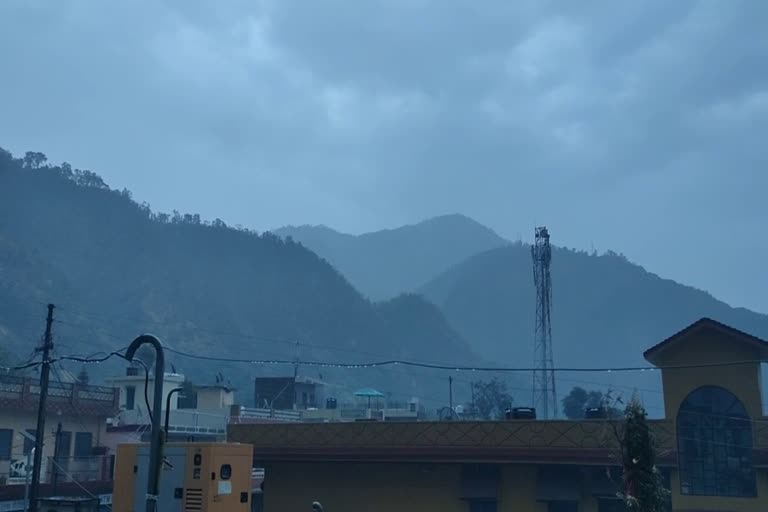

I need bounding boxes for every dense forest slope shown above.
[0,148,477,406]
[420,243,768,411]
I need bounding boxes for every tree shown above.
[563,386,590,419]
[76,366,90,385]
[471,378,513,420]
[22,151,47,169]
[562,386,621,419]
[614,397,669,511]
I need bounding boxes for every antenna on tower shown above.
[532,226,557,418]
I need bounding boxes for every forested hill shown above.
[0,148,478,405]
[275,214,507,300]
[419,243,768,412]
[422,243,768,369]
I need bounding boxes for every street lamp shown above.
[125,334,166,512]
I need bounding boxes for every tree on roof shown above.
[611,396,670,511]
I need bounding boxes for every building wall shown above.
[106,373,185,420]
[196,388,234,410]
[668,470,768,512]
[263,462,464,512]
[658,333,763,419]
[0,410,107,479]
[261,462,616,512]
[657,330,768,511]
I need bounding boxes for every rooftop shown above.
[0,374,119,417]
[229,419,678,466]
[644,317,768,365]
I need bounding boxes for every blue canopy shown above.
[354,387,385,398]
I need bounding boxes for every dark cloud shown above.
[0,0,765,312]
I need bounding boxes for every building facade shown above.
[228,318,768,512]
[104,371,231,447]
[0,373,118,492]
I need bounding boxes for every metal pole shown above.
[51,423,62,495]
[29,304,54,512]
[24,448,34,512]
[449,376,453,418]
[164,388,184,442]
[125,334,166,512]
[470,382,476,420]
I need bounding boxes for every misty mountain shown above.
[420,243,768,410]
[275,214,507,300]
[0,147,478,406]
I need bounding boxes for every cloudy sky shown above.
[1,0,766,313]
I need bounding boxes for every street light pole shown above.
[125,335,166,512]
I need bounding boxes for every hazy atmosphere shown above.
[2,2,768,510]
[1,0,765,313]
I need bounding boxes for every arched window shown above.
[677,386,756,496]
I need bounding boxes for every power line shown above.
[163,345,768,374]
[54,312,484,369]
[7,342,768,377]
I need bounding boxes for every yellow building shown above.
[228,318,768,512]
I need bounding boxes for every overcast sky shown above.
[1,0,766,313]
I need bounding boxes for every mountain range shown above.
[275,214,507,301]
[0,147,476,406]
[277,217,768,412]
[3,144,768,415]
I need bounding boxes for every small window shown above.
[74,432,93,457]
[126,386,136,410]
[194,453,202,466]
[0,429,12,460]
[220,464,232,480]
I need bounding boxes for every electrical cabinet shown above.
[113,442,253,512]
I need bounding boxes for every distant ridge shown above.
[275,213,508,300]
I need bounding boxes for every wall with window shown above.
[0,410,107,483]
[655,329,768,511]
[106,372,185,421]
[260,462,621,512]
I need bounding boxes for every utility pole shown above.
[448,376,454,418]
[51,423,62,495]
[293,340,300,410]
[293,340,300,378]
[470,382,476,420]
[29,304,54,512]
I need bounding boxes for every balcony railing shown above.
[48,456,114,483]
[116,408,229,435]
[0,374,119,416]
[0,456,113,486]
[231,407,302,423]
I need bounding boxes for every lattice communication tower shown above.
[532,226,557,418]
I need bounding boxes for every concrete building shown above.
[228,318,768,512]
[105,367,185,426]
[196,385,235,410]
[104,372,233,447]
[254,375,325,410]
[0,373,118,499]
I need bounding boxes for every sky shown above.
[0,0,766,313]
